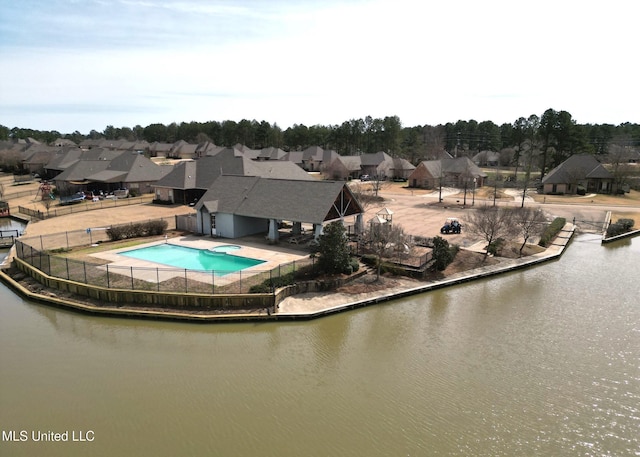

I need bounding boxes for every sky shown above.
[0,0,638,134]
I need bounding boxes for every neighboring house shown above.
[51,138,77,147]
[473,150,500,167]
[53,151,170,196]
[20,144,61,175]
[197,141,224,157]
[256,147,287,161]
[165,140,198,160]
[194,175,364,242]
[148,142,174,157]
[408,157,486,189]
[324,155,362,180]
[541,154,614,194]
[285,146,339,172]
[43,148,122,180]
[324,152,415,181]
[153,148,313,204]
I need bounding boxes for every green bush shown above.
[606,218,635,237]
[106,220,168,241]
[432,236,454,271]
[349,257,360,273]
[248,283,270,293]
[538,217,566,247]
[360,254,378,266]
[487,238,505,256]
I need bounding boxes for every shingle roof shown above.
[542,154,613,184]
[196,176,363,225]
[154,148,312,190]
[53,151,168,183]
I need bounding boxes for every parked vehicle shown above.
[440,217,462,234]
[59,192,86,206]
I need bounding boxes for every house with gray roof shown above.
[324,151,415,181]
[53,151,170,196]
[44,148,123,180]
[408,157,486,189]
[153,148,313,205]
[541,154,613,194]
[194,175,364,242]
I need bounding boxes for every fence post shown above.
[131,266,134,290]
[184,269,188,293]
[83,261,87,284]
[239,270,242,294]
[157,268,160,292]
[65,258,69,280]
[212,270,215,295]
[40,235,43,251]
[66,231,69,249]
[106,264,110,288]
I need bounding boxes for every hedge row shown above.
[106,220,168,241]
[538,217,566,247]
[606,218,635,238]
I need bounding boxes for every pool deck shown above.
[0,225,576,322]
[89,235,309,286]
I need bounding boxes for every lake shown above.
[0,233,638,456]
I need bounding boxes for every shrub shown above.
[360,254,378,266]
[349,257,360,273]
[538,217,566,247]
[432,236,454,271]
[606,218,635,238]
[106,220,168,241]
[487,237,505,256]
[249,283,270,294]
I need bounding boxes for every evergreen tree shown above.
[317,221,350,274]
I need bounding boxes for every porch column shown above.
[268,219,279,242]
[313,224,323,239]
[355,214,364,234]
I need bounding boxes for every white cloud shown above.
[0,0,638,133]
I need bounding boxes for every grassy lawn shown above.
[530,189,640,206]
[610,211,639,228]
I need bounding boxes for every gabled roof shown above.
[233,143,260,159]
[285,150,304,164]
[53,151,168,183]
[196,176,363,225]
[45,148,84,171]
[392,157,416,172]
[154,148,312,190]
[414,157,486,178]
[360,151,392,166]
[542,154,613,184]
[53,160,111,182]
[333,155,362,172]
[258,147,287,160]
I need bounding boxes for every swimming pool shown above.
[120,244,265,275]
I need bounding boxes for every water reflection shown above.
[1,235,639,457]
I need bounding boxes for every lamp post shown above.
[472,178,476,206]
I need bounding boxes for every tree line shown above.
[2,109,638,172]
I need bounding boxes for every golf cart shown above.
[440,217,462,234]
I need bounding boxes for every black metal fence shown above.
[18,195,154,220]
[15,221,315,295]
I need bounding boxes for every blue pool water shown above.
[120,244,265,275]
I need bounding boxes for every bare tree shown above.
[511,207,547,257]
[467,205,514,259]
[518,138,540,208]
[607,143,634,193]
[41,196,53,216]
[366,221,408,281]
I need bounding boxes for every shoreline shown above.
[0,224,576,323]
